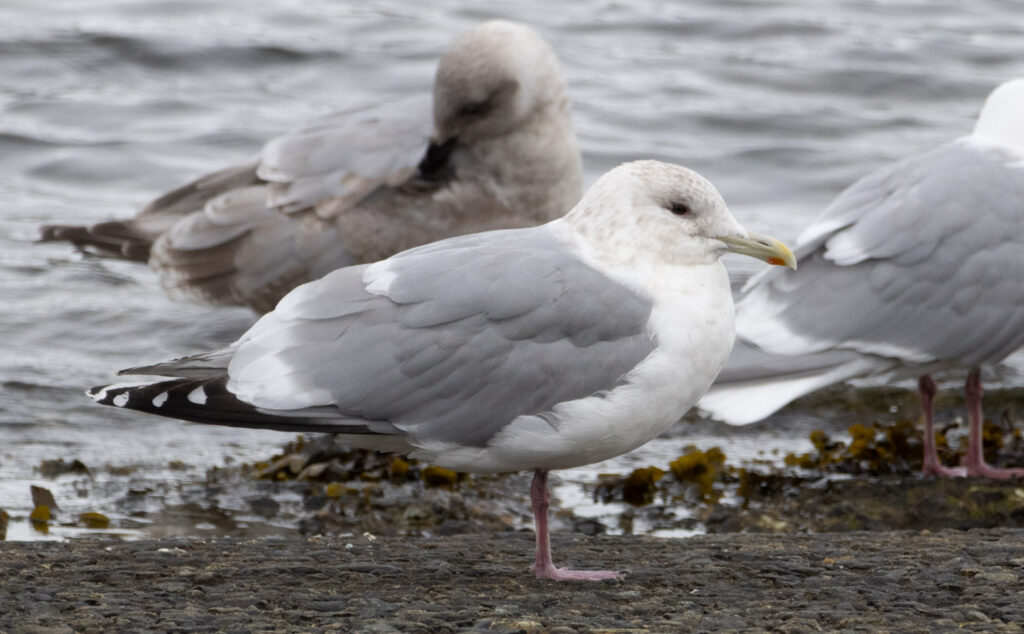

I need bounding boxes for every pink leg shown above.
[529,469,622,581]
[919,374,965,477]
[963,368,1024,479]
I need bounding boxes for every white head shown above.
[566,161,796,269]
[972,78,1024,150]
[433,20,568,144]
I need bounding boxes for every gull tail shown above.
[698,340,891,425]
[39,161,260,262]
[39,220,156,261]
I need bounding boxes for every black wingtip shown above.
[86,377,358,434]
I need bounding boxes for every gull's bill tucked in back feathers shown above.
[90,160,795,580]
[700,78,1024,479]
[41,20,583,313]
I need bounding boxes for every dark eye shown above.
[669,202,690,216]
[458,100,491,117]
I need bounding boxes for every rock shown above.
[38,458,91,478]
[31,485,60,512]
[247,497,280,518]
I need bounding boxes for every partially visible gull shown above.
[89,160,795,580]
[700,78,1024,479]
[41,20,583,313]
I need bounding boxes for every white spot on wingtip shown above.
[187,386,207,405]
[153,392,168,408]
[113,393,129,407]
[89,381,154,404]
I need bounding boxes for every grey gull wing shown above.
[149,97,435,311]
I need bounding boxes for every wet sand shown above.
[3,529,1022,632]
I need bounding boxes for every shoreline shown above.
[3,529,1022,632]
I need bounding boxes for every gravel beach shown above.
[3,529,1023,632]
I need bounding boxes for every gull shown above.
[89,160,795,580]
[41,20,583,313]
[700,78,1024,479]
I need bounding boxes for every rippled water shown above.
[4,0,1024,540]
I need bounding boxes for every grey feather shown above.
[259,97,431,214]
[226,226,656,447]
[713,340,870,385]
[119,347,236,379]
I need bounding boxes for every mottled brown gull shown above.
[89,160,795,580]
[41,20,582,313]
[700,78,1024,479]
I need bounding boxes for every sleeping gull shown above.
[700,78,1024,479]
[41,20,583,313]
[89,160,796,580]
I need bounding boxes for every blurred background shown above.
[4,0,1024,540]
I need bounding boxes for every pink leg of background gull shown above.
[962,368,1024,479]
[919,370,1024,479]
